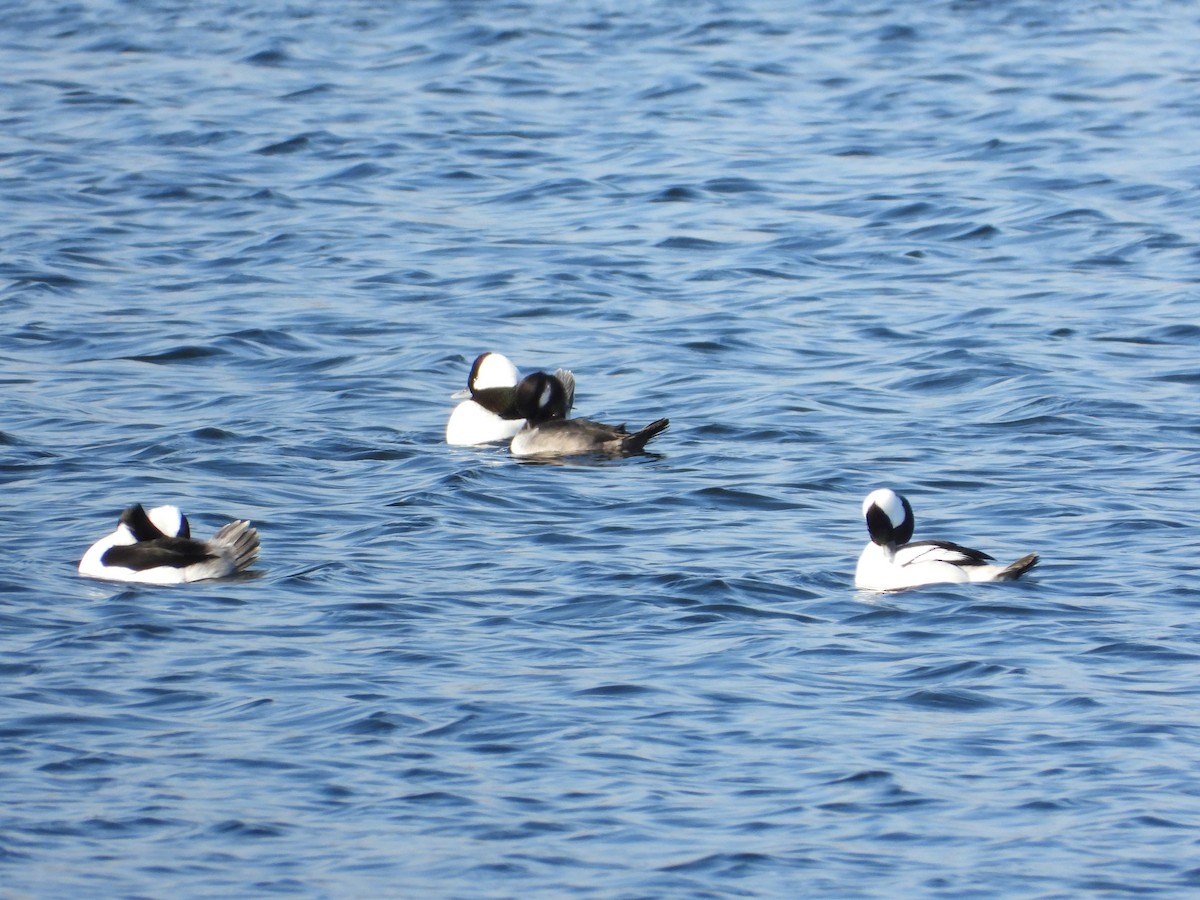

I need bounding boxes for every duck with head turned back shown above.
[79,503,260,584]
[509,371,668,458]
[855,488,1038,591]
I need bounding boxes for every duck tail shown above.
[621,418,669,453]
[999,552,1038,581]
[211,520,260,573]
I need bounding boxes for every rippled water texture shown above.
[3,1,1200,896]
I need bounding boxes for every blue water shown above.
[3,1,1200,896]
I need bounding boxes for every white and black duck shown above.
[855,488,1038,591]
[79,503,260,584]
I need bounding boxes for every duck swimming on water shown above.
[855,488,1038,591]
[79,503,260,584]
[508,370,668,458]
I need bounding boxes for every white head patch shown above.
[148,505,185,538]
[473,352,520,391]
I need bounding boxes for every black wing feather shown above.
[900,539,994,567]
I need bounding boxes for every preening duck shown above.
[855,488,1038,591]
[508,370,668,458]
[79,503,260,584]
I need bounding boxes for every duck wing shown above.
[895,539,994,568]
[101,537,217,572]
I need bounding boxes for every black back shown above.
[102,538,215,571]
[904,539,995,565]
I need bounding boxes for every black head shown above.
[514,371,570,425]
[118,504,168,542]
[863,489,915,546]
[117,504,191,541]
[466,352,489,392]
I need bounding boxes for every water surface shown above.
[3,1,1200,896]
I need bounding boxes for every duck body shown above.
[446,352,523,446]
[446,389,525,445]
[79,503,260,584]
[510,416,670,458]
[854,488,1038,591]
[508,370,667,458]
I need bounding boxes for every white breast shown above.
[446,400,524,446]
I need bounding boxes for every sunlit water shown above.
[3,1,1200,896]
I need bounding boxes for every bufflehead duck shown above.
[446,352,575,446]
[855,488,1038,591]
[79,503,260,584]
[509,371,668,458]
